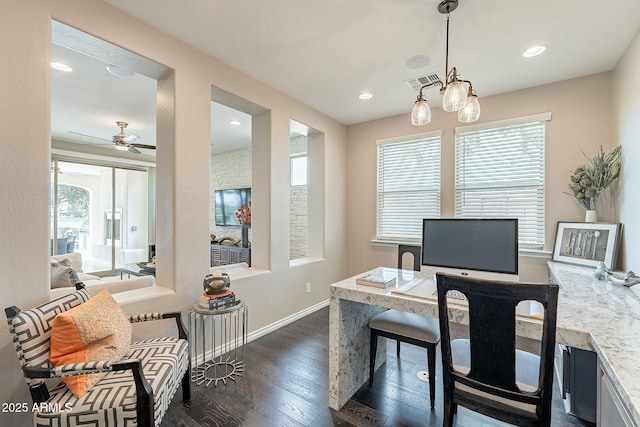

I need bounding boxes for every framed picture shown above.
[552,222,622,269]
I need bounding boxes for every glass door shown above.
[114,167,149,269]
[51,160,149,274]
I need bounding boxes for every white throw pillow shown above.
[50,262,82,289]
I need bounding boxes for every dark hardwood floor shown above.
[162,307,594,427]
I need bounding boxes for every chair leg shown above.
[427,344,436,410]
[369,331,378,386]
[396,340,401,358]
[443,399,455,427]
[182,364,191,407]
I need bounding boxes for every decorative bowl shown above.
[203,273,231,294]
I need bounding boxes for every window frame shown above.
[454,113,551,249]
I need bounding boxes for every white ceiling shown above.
[51,0,640,156]
[99,0,640,125]
[51,43,158,152]
[51,41,253,156]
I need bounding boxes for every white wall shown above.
[613,28,640,272]
[346,73,613,280]
[0,1,347,424]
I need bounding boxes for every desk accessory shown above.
[593,262,640,287]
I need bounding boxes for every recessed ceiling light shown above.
[106,64,135,78]
[51,62,72,72]
[358,92,373,100]
[406,55,431,69]
[522,45,546,58]
[229,120,241,126]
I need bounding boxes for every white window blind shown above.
[377,132,441,241]
[455,114,549,248]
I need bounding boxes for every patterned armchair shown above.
[5,286,190,427]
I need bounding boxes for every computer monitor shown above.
[421,218,519,280]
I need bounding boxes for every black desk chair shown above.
[398,244,421,271]
[368,244,440,409]
[436,273,559,427]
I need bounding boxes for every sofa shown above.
[50,252,155,298]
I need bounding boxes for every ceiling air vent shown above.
[405,73,442,92]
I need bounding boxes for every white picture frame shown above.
[551,222,622,269]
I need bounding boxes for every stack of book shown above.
[356,273,396,288]
[199,290,237,310]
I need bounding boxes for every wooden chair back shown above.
[397,244,421,271]
[436,273,559,426]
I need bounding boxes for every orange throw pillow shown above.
[50,290,132,397]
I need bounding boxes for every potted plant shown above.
[568,145,622,222]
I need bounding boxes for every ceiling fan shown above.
[68,121,156,154]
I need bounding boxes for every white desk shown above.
[328,264,640,425]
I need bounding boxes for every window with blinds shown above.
[454,113,550,248]
[377,132,441,241]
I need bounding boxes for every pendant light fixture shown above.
[411,0,480,126]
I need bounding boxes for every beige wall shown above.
[613,28,640,272]
[346,73,613,280]
[2,1,636,423]
[0,1,347,424]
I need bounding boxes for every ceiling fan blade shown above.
[128,145,141,154]
[123,134,140,143]
[130,143,156,150]
[67,131,112,143]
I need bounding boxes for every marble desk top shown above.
[330,264,640,423]
[547,261,640,425]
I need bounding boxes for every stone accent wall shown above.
[290,136,308,259]
[210,147,252,242]
[209,139,308,257]
[290,187,308,259]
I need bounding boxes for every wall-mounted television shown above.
[421,218,519,279]
[215,188,251,226]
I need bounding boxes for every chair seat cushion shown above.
[34,337,189,427]
[369,309,440,343]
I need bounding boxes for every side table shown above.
[120,265,155,279]
[189,301,248,387]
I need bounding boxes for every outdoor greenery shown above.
[568,145,622,210]
[58,184,89,217]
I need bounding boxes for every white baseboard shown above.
[246,299,329,343]
[190,299,329,365]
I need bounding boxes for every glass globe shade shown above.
[442,80,468,112]
[411,99,432,126]
[458,95,481,123]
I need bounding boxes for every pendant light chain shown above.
[410,0,481,126]
[445,12,450,91]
